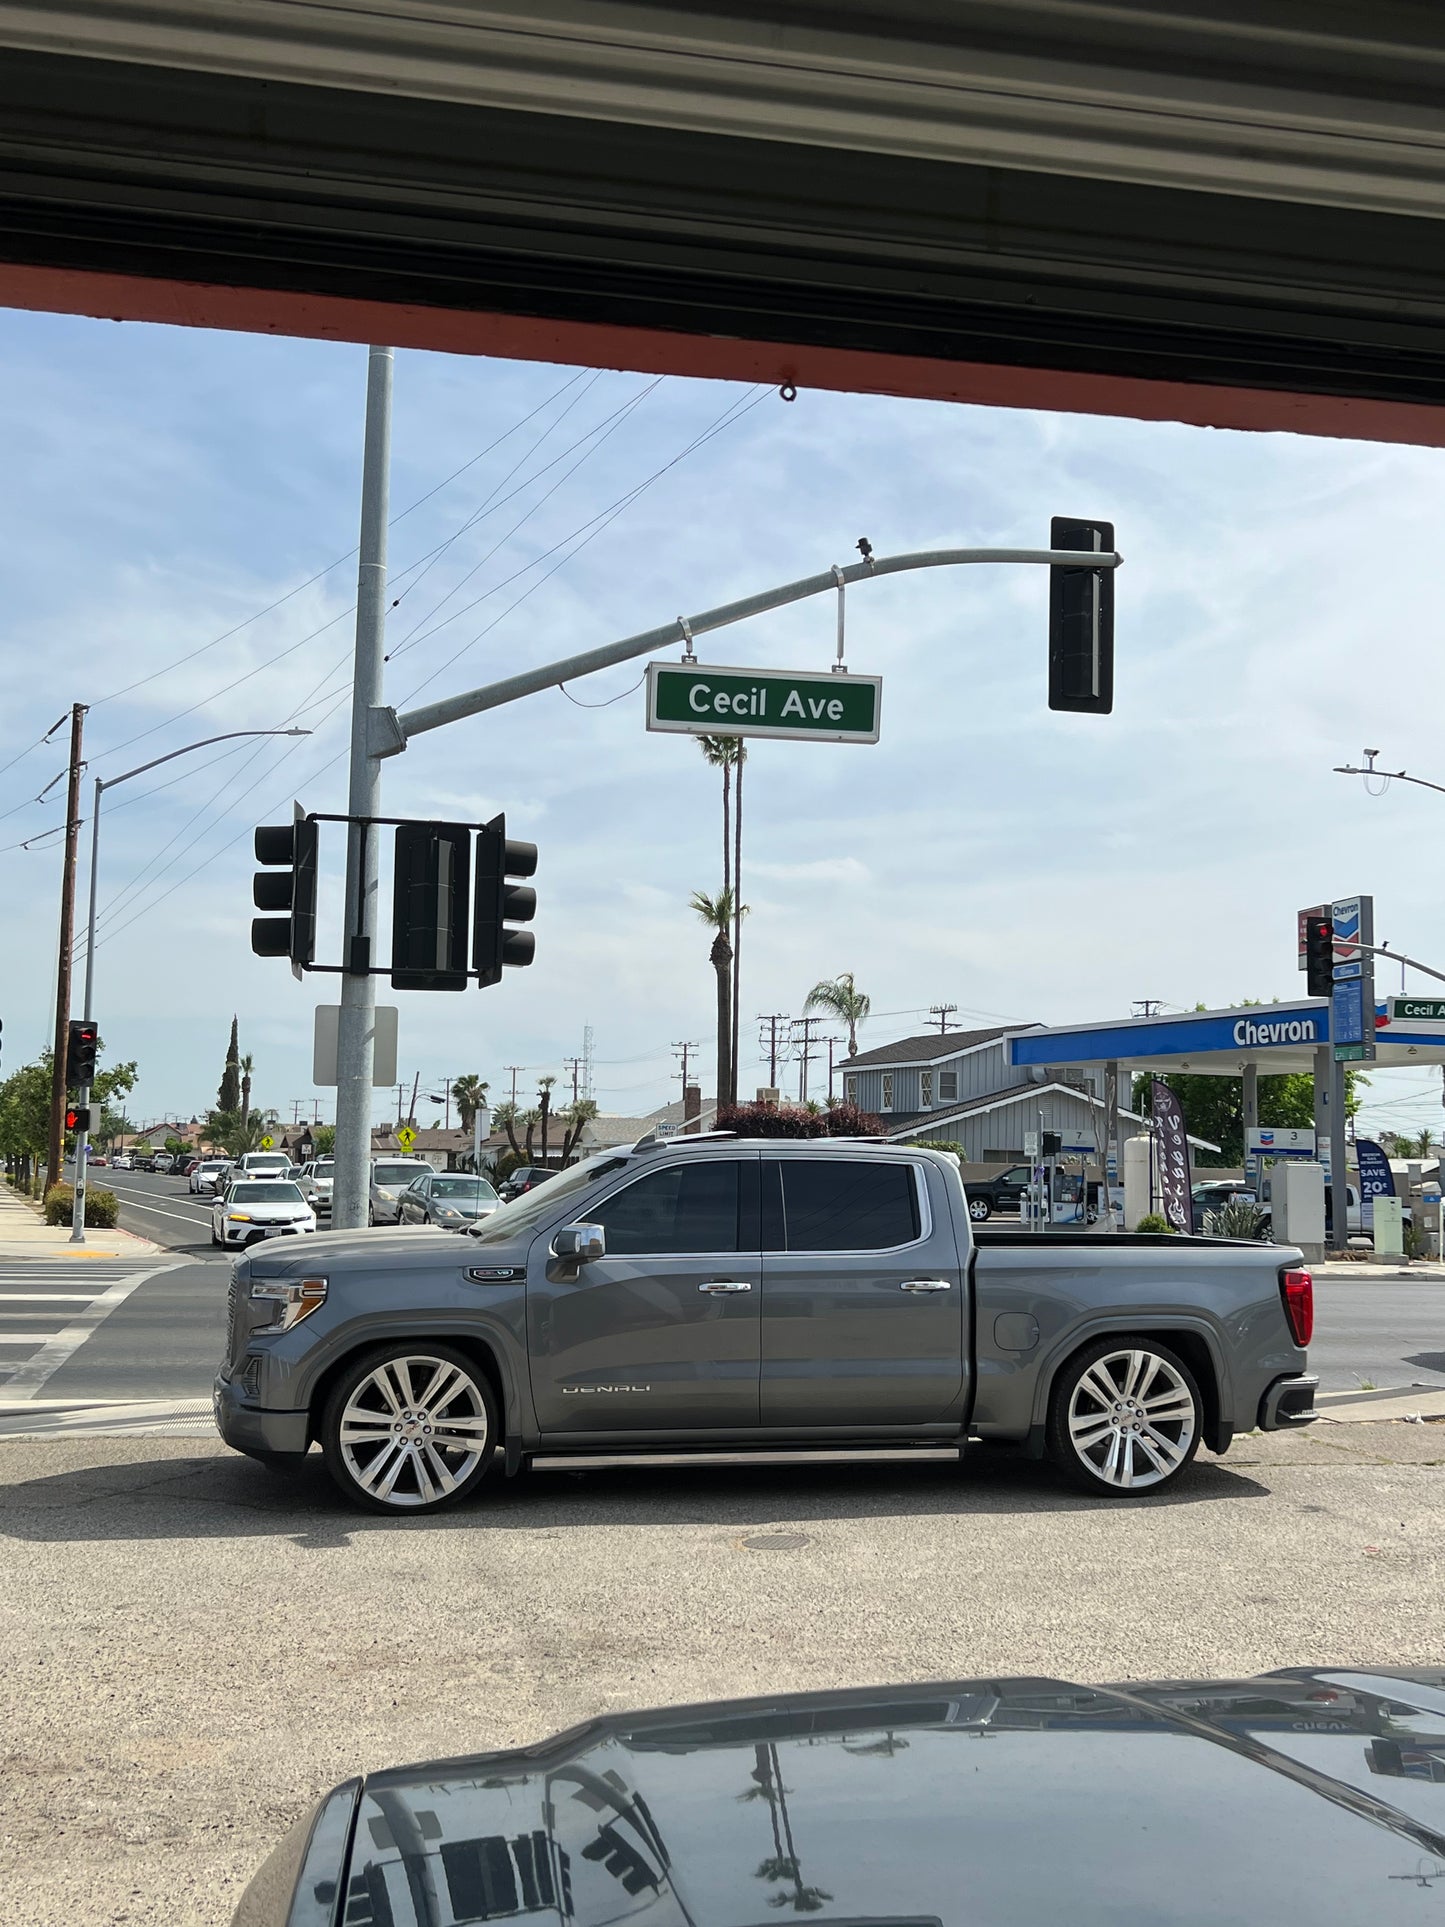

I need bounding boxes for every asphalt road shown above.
[2,1418,1442,1927]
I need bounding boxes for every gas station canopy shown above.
[1009,1000,1445,1079]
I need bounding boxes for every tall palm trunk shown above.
[730,747,744,1105]
[711,928,733,1112]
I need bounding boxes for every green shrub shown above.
[1403,1220,1427,1260]
[1203,1199,1269,1240]
[43,1183,119,1228]
[1134,1211,1177,1235]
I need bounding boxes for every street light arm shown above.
[380,545,1122,753]
[100,727,311,793]
[1333,749,1445,798]
[1358,942,1445,989]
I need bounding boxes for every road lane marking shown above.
[0,1334,60,1343]
[109,1195,216,1229]
[0,1293,103,1301]
[0,1264,178,1399]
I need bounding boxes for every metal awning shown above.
[1009,1002,1445,1079]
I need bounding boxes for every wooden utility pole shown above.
[46,703,87,1195]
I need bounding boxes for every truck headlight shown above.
[250,1276,327,1335]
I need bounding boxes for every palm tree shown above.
[559,1098,598,1165]
[698,735,747,1096]
[692,887,737,1107]
[804,973,871,1058]
[537,1075,556,1165]
[451,1075,489,1136]
[239,1054,254,1127]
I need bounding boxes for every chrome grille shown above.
[224,1273,239,1366]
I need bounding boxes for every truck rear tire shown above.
[1046,1338,1202,1496]
[321,1343,498,1514]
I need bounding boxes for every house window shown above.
[843,1074,857,1107]
[938,1071,958,1101]
[881,1073,894,1112]
[920,1070,933,1110]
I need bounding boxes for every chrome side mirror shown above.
[553,1223,606,1263]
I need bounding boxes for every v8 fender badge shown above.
[465,1266,525,1282]
[562,1384,652,1395]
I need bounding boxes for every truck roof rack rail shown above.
[631,1128,738,1154]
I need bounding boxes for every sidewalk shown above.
[1312,1259,1445,1281]
[1315,1385,1445,1422]
[0,1180,161,1259]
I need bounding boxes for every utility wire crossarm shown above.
[371,545,1123,755]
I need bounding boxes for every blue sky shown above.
[2,307,1444,1142]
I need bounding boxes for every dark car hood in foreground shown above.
[235,1669,1445,1927]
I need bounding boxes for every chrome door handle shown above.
[699,1279,753,1294]
[900,1278,952,1292]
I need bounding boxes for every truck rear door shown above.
[759,1155,967,1426]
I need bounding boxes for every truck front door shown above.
[527,1154,761,1434]
[760,1155,967,1427]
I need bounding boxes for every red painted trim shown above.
[4,261,1445,447]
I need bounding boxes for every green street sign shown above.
[1334,1043,1374,1062]
[1392,996,1445,1021]
[646,662,881,744]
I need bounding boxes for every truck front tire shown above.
[1046,1338,1202,1496]
[321,1343,498,1514]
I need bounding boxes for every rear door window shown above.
[593,1161,742,1255]
[779,1160,921,1251]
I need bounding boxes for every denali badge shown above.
[562,1384,652,1395]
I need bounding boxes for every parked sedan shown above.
[211,1180,316,1249]
[110,1152,134,1171]
[396,1170,501,1229]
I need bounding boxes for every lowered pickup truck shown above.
[214,1136,1318,1513]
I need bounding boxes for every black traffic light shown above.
[473,814,537,989]
[251,808,319,974]
[1304,913,1335,996]
[67,1017,98,1087]
[391,822,471,991]
[1049,516,1115,714]
[64,1104,91,1133]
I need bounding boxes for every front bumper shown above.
[220,1220,315,1245]
[1258,1373,1319,1430]
[213,1374,309,1455]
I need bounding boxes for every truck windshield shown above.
[468,1155,629,1243]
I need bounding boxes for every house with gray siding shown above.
[841,1024,1164,1163]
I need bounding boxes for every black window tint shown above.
[594,1162,741,1255]
[781,1160,920,1251]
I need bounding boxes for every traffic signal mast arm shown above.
[372,544,1123,755]
[1353,942,1445,989]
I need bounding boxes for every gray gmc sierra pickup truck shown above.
[214,1135,1318,1513]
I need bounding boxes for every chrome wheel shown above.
[1057,1345,1199,1492]
[331,1352,492,1510]
[967,1196,991,1222]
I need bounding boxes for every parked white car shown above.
[111,1152,134,1171]
[299,1157,335,1216]
[368,1156,434,1225]
[211,1179,317,1249]
[237,1152,293,1182]
[190,1158,232,1195]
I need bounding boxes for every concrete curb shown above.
[1315,1386,1445,1423]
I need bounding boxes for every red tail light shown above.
[1280,1268,1314,1347]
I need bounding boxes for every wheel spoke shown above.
[431,1422,487,1450]
[371,1366,405,1417]
[411,1448,438,1505]
[1123,1350,1150,1399]
[421,1362,464,1413]
[356,1440,405,1494]
[1078,1366,1119,1410]
[422,1444,460,1494]
[1070,1415,1114,1451]
[341,1414,395,1443]
[1138,1425,1185,1472]
[1143,1390,1194,1421]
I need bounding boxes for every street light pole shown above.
[67,727,310,1244]
[331,345,394,1233]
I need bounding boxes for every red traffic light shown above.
[64,1105,91,1133]
[1304,916,1334,997]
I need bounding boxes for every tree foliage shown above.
[1132,1066,1362,1167]
[218,1016,241,1114]
[714,1099,883,1139]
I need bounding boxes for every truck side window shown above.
[780,1160,921,1251]
[593,1161,742,1255]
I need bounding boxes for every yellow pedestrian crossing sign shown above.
[396,1125,417,1152]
